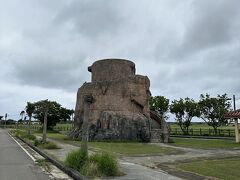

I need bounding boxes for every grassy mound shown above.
[65,149,88,170]
[34,139,60,149]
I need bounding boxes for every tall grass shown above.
[89,153,118,176]
[65,149,88,170]
[65,149,120,177]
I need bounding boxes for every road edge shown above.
[15,134,87,180]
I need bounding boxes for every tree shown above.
[33,100,52,143]
[198,93,231,134]
[149,96,169,117]
[26,102,35,135]
[20,111,25,121]
[33,100,73,129]
[0,116,3,125]
[170,98,200,135]
[59,108,74,123]
[31,99,76,143]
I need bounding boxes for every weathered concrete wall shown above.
[88,59,136,82]
[71,59,169,142]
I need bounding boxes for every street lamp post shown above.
[4,113,7,129]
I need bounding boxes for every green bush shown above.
[168,138,175,143]
[90,153,118,176]
[39,141,59,149]
[65,149,119,177]
[14,130,26,137]
[34,139,40,146]
[65,149,88,171]
[81,162,102,177]
[21,134,36,141]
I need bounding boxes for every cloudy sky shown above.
[1,0,240,121]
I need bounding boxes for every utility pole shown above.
[42,100,49,144]
[4,113,7,128]
[233,95,239,143]
[81,95,93,156]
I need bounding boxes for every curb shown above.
[17,136,87,180]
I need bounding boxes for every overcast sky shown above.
[1,0,239,121]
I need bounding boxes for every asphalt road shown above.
[0,129,50,180]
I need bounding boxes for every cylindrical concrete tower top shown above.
[88,59,136,82]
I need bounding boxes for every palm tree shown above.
[20,110,25,120]
[19,110,25,129]
[26,102,35,135]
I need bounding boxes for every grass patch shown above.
[177,157,240,180]
[21,133,36,141]
[88,142,178,155]
[11,130,60,149]
[170,123,235,130]
[35,132,178,155]
[37,141,60,149]
[65,149,88,170]
[10,130,59,149]
[171,137,240,149]
[11,129,37,141]
[34,129,60,134]
[65,149,121,177]
[89,153,119,176]
[34,132,71,141]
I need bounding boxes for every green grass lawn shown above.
[170,123,236,136]
[178,157,240,180]
[87,142,178,155]
[34,132,178,155]
[171,137,240,149]
[34,132,71,141]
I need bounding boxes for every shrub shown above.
[12,130,36,141]
[34,139,40,146]
[90,153,118,176]
[14,130,25,137]
[21,134,36,141]
[168,138,175,143]
[81,162,102,177]
[65,149,88,170]
[39,141,59,149]
[65,150,120,177]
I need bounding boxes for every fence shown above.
[171,128,235,137]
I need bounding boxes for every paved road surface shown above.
[0,129,50,180]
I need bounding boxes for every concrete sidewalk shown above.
[40,137,182,180]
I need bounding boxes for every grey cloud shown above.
[54,1,123,38]
[12,57,90,92]
[172,0,240,58]
[1,0,240,117]
[152,44,240,101]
